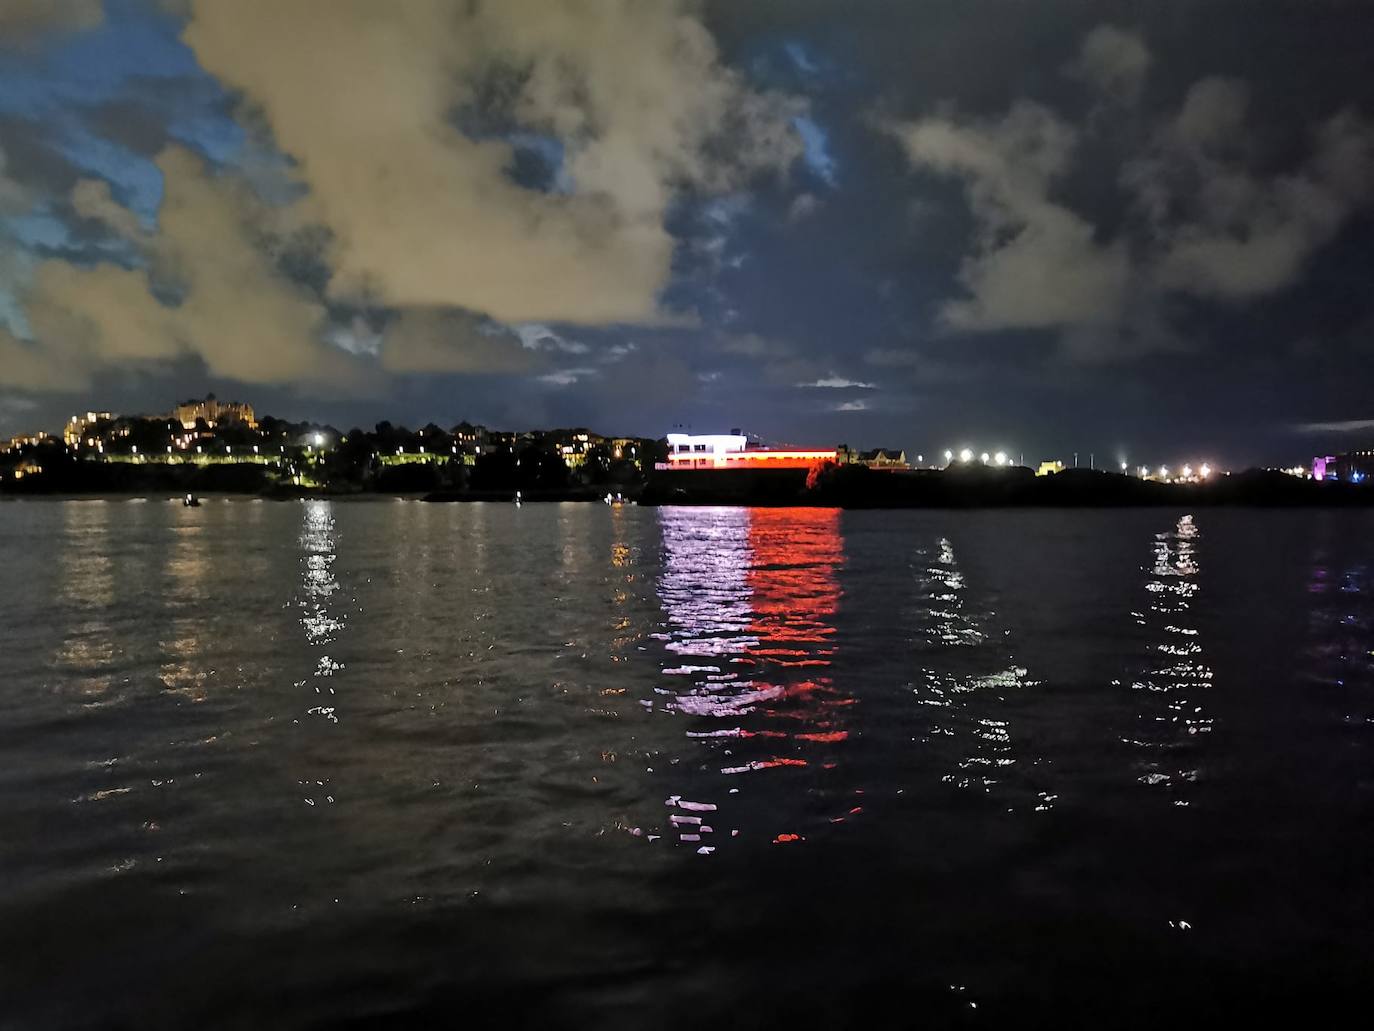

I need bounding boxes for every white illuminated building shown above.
[661,432,836,471]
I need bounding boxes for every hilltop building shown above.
[1037,460,1066,477]
[63,412,113,446]
[173,394,257,431]
[4,432,52,453]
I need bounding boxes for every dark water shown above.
[1,500,1371,1028]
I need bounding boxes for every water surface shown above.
[1,501,1371,1027]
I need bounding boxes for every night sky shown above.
[1,1,1372,468]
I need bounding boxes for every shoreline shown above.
[4,464,1372,509]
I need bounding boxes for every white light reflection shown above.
[54,502,118,700]
[1123,514,1213,801]
[910,536,1039,800]
[297,501,346,721]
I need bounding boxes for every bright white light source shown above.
[994,451,1008,466]
[944,450,954,462]
[959,448,972,463]
[979,452,990,464]
[1200,463,1211,478]
[313,433,325,447]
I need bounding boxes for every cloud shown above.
[515,324,590,355]
[0,147,29,214]
[1126,86,1374,300]
[886,100,1130,332]
[716,333,794,358]
[181,0,803,326]
[381,309,534,375]
[884,26,1374,354]
[833,399,868,412]
[1065,25,1151,104]
[0,147,361,391]
[787,192,820,222]
[800,375,876,389]
[1293,418,1374,434]
[0,0,102,45]
[70,177,146,239]
[539,367,598,387]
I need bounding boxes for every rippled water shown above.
[2,500,1372,1027]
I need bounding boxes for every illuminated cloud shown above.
[180,0,803,325]
[2,147,360,390]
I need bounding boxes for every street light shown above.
[944,450,954,463]
[994,451,1007,466]
[313,433,325,447]
[959,448,973,463]
[979,452,990,464]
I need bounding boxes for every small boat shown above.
[183,493,201,508]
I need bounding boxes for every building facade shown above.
[1313,449,1374,483]
[173,395,257,430]
[4,432,52,453]
[658,432,837,471]
[63,412,113,446]
[838,445,909,470]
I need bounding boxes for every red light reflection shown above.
[649,507,854,849]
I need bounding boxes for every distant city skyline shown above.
[2,2,1373,467]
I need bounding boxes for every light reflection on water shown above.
[1125,513,1214,800]
[53,502,117,699]
[298,500,344,723]
[647,507,851,848]
[908,533,1039,801]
